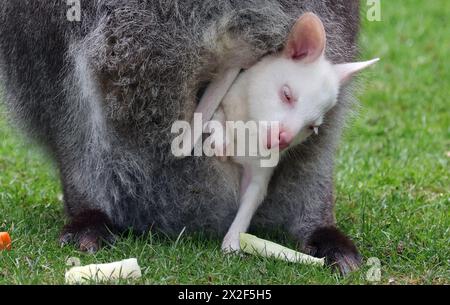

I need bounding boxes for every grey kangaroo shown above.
[0,1,363,274]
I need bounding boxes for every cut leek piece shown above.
[65,258,142,284]
[240,233,324,266]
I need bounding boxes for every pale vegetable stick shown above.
[240,233,325,266]
[65,258,142,284]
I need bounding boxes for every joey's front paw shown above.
[305,227,362,276]
[221,233,241,254]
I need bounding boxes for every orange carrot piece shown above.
[0,232,12,250]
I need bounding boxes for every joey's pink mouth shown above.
[278,131,293,151]
[266,142,289,151]
[266,129,293,151]
[278,142,290,151]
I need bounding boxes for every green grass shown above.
[0,1,449,284]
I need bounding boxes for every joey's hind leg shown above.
[222,166,273,253]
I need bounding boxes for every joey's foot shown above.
[305,226,362,276]
[221,233,241,254]
[59,210,116,253]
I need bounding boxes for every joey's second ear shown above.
[283,13,326,63]
[335,58,380,85]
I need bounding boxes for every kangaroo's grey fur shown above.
[0,0,361,258]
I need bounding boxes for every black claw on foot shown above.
[59,210,116,253]
[305,226,362,276]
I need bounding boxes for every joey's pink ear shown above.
[283,13,326,63]
[335,58,380,84]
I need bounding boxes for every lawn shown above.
[0,1,448,284]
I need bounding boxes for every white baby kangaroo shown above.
[195,13,378,252]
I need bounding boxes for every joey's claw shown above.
[221,234,241,254]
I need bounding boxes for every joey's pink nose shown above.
[278,131,293,150]
[265,126,294,151]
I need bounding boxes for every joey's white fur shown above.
[197,13,378,252]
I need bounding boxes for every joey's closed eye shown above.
[281,85,295,105]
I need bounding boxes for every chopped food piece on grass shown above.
[240,233,324,266]
[65,258,142,284]
[0,232,12,251]
[66,257,81,267]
